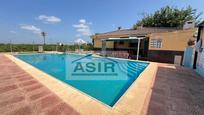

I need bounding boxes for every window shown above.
[187,21,193,24]
[119,41,124,45]
[129,43,137,47]
[150,39,162,48]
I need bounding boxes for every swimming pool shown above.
[15,54,149,107]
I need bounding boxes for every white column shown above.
[136,39,141,60]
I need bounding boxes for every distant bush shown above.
[0,43,93,52]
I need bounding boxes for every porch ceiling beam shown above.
[102,37,145,41]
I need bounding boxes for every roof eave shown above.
[198,21,204,27]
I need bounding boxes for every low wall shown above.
[147,50,184,64]
[93,48,184,64]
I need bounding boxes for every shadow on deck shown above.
[143,64,204,115]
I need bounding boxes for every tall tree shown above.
[41,32,47,45]
[133,6,202,29]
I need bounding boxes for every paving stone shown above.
[44,103,80,115]
[24,84,44,92]
[147,64,204,115]
[147,101,169,115]
[0,54,78,115]
[33,95,61,111]
[19,80,38,87]
[7,106,32,115]
[0,85,18,94]
[0,96,25,107]
[29,90,51,101]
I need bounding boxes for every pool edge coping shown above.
[5,54,158,115]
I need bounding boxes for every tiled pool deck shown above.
[0,54,79,115]
[143,64,204,115]
[0,54,204,115]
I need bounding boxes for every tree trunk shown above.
[43,36,45,45]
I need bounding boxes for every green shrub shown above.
[0,44,93,52]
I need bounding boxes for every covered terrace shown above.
[101,36,149,59]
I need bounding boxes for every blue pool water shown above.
[15,54,149,106]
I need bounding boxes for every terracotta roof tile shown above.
[93,27,180,39]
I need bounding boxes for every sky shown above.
[0,0,204,44]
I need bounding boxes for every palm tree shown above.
[41,32,47,45]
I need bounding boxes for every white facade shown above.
[183,20,195,30]
[195,22,204,77]
[196,50,204,77]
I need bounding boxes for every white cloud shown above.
[20,25,41,34]
[73,19,92,36]
[79,19,86,24]
[75,38,87,44]
[38,15,61,24]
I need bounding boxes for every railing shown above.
[94,51,129,59]
[65,49,93,54]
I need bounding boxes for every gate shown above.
[183,47,194,68]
